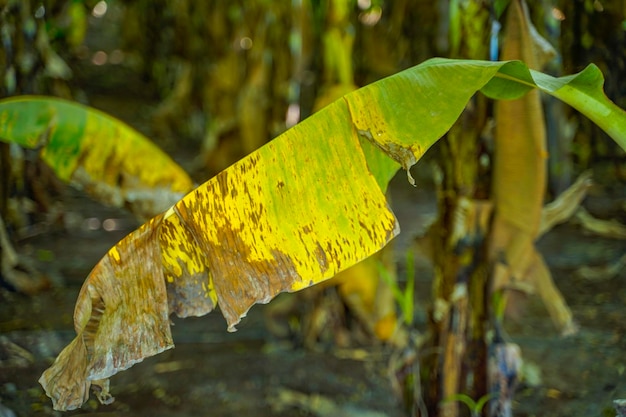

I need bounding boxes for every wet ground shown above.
[511,219,626,417]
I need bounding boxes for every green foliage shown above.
[378,250,415,326]
[494,0,513,19]
[444,392,495,417]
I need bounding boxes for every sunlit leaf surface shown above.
[35,58,626,410]
[0,96,194,218]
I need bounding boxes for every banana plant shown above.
[21,57,626,411]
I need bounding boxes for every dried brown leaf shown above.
[38,215,173,410]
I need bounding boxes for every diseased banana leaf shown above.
[37,58,626,411]
[0,96,194,219]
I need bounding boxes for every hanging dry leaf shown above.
[574,207,626,239]
[539,171,593,236]
[489,0,576,334]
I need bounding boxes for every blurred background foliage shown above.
[1,0,624,176]
[1,1,625,415]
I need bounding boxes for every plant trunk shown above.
[419,1,492,416]
[422,112,492,417]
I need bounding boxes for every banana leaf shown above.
[0,96,194,219]
[35,58,626,410]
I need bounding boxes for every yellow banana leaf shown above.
[0,96,194,219]
[492,0,552,238]
[490,0,550,287]
[489,0,581,334]
[36,57,626,411]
